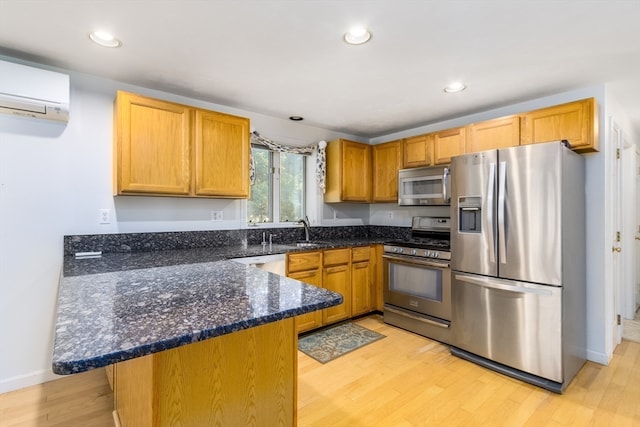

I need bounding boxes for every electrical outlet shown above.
[211,211,223,221]
[99,209,110,224]
[386,211,394,220]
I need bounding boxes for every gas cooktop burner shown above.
[383,216,451,261]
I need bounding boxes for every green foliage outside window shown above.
[248,146,305,224]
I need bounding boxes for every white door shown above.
[610,119,623,346]
[635,147,640,314]
[622,144,638,320]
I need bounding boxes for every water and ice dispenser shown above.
[458,196,482,233]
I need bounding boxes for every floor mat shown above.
[298,321,385,364]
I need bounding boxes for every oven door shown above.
[383,254,451,321]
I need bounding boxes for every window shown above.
[248,146,306,224]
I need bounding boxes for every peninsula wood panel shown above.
[372,140,403,202]
[113,318,296,427]
[467,115,521,153]
[115,91,192,195]
[194,110,250,197]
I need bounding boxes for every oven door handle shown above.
[382,254,450,269]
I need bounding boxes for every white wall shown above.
[0,56,362,393]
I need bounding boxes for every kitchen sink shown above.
[295,242,320,248]
[294,241,328,248]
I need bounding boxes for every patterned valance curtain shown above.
[250,131,327,193]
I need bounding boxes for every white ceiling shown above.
[1,0,639,139]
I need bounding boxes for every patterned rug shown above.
[298,321,386,364]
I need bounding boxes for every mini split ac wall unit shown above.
[0,59,70,123]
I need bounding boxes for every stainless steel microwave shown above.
[398,165,450,206]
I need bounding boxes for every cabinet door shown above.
[342,140,372,202]
[351,259,372,316]
[323,264,351,324]
[520,98,597,152]
[467,116,520,153]
[115,91,192,195]
[194,110,250,197]
[403,134,434,168]
[287,251,322,273]
[434,127,466,164]
[372,140,403,202]
[288,269,323,333]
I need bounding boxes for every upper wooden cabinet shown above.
[433,127,466,164]
[115,91,192,195]
[520,98,598,153]
[372,140,403,202]
[114,91,250,198]
[194,110,250,197]
[325,139,372,203]
[467,115,520,154]
[403,133,434,168]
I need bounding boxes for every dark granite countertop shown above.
[53,238,383,375]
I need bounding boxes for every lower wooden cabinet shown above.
[322,248,351,324]
[286,246,376,334]
[288,268,323,333]
[351,246,372,316]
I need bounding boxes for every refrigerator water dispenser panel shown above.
[458,196,482,233]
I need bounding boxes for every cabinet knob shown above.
[612,246,622,253]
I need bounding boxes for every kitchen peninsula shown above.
[53,249,343,426]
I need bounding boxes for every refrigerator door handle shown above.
[454,273,555,296]
[497,161,507,264]
[487,162,496,264]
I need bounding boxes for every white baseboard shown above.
[0,369,62,394]
[586,349,610,366]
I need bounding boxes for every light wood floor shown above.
[2,314,639,426]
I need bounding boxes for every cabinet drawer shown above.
[287,251,322,273]
[351,246,371,263]
[323,248,350,266]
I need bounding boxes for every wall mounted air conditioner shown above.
[0,59,70,123]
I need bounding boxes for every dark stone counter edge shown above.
[52,296,342,375]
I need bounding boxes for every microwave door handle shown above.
[486,162,496,264]
[498,161,507,264]
[442,167,450,203]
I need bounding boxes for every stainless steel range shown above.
[383,216,452,344]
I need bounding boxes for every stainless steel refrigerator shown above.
[450,141,586,393]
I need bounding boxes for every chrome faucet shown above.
[298,216,311,241]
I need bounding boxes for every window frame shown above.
[247,145,306,226]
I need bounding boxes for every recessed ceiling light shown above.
[289,116,304,121]
[344,27,372,45]
[89,31,121,48]
[444,82,466,93]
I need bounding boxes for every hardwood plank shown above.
[2,314,639,427]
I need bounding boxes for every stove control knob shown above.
[423,250,429,257]
[392,247,398,253]
[411,249,417,256]
[433,251,439,258]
